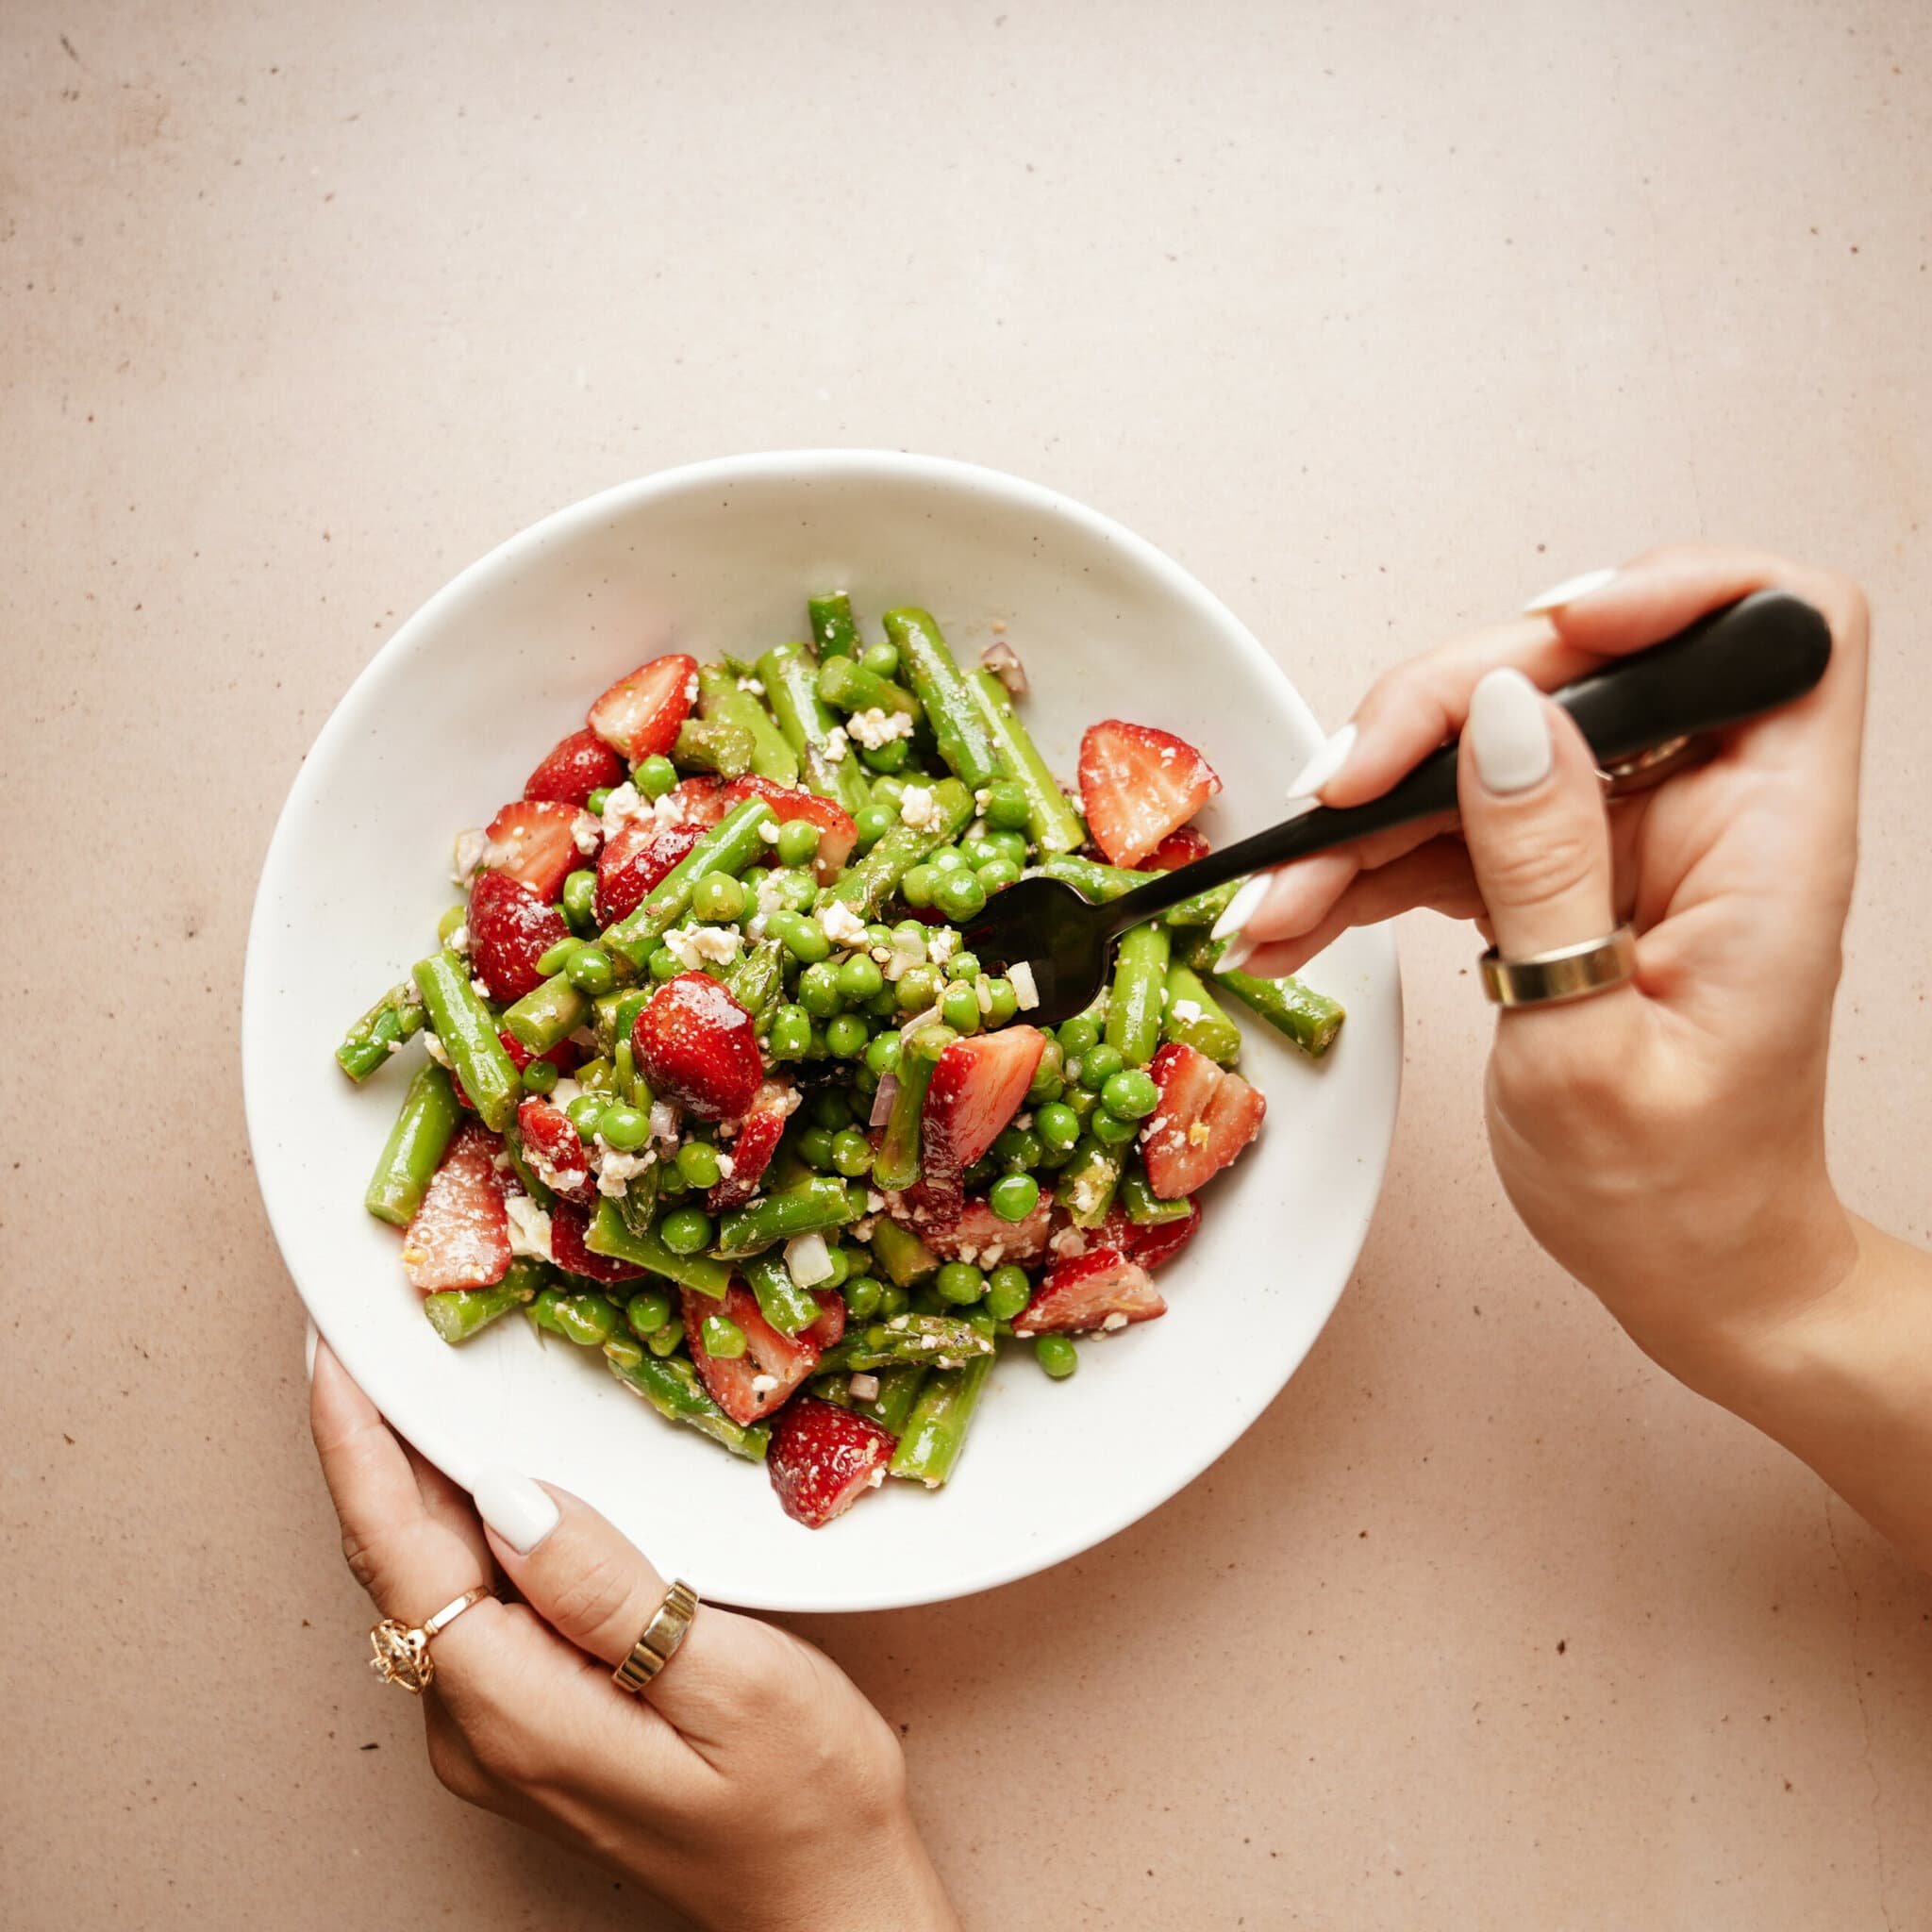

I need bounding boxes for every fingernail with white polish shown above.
[304,1321,319,1382]
[473,1466,560,1555]
[1286,723,1357,801]
[1210,874,1272,942]
[1217,934,1257,974]
[1468,669,1552,794]
[1523,565,1617,614]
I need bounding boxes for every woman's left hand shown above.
[310,1341,958,1932]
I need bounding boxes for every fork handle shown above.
[1104,589,1833,932]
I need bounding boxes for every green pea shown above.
[820,1244,855,1291]
[797,960,844,1018]
[521,1057,559,1095]
[859,641,900,677]
[1091,1108,1140,1147]
[927,847,969,874]
[984,829,1029,869]
[565,1094,605,1140]
[983,780,1032,831]
[648,945,682,982]
[1036,1101,1081,1151]
[1066,1085,1100,1124]
[900,862,938,909]
[992,1125,1043,1172]
[963,1154,1000,1192]
[699,1311,747,1358]
[861,737,910,774]
[865,923,897,950]
[438,902,469,945]
[658,1165,691,1199]
[1058,1014,1100,1057]
[560,869,599,932]
[940,981,982,1035]
[536,937,580,976]
[986,1264,1033,1322]
[769,1003,812,1060]
[806,1023,830,1058]
[1078,1042,1125,1091]
[831,1126,874,1176]
[842,1274,883,1320]
[907,1021,958,1062]
[598,1102,651,1151]
[676,1140,723,1190]
[865,1031,901,1075]
[936,1261,987,1306]
[958,834,1000,869]
[555,1291,621,1347]
[933,869,987,923]
[866,986,901,1020]
[647,1315,686,1357]
[775,819,823,868]
[565,944,616,995]
[851,804,896,852]
[626,1288,673,1336]
[825,1013,869,1058]
[983,976,1019,1024]
[1034,1334,1078,1379]
[771,868,818,915]
[944,950,980,982]
[1039,1140,1076,1171]
[975,858,1022,893]
[989,1173,1041,1222]
[659,1207,715,1256]
[1024,1038,1064,1098]
[870,774,910,809]
[896,965,942,1013]
[808,1088,850,1129]
[691,873,746,923]
[798,1124,837,1170]
[1102,1067,1160,1120]
[635,754,677,798]
[586,786,613,816]
[853,1063,880,1098]
[876,1283,910,1321]
[837,954,884,1001]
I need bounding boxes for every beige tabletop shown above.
[6,1,1931,1925]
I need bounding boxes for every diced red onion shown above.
[981,638,1029,696]
[869,1074,900,1126]
[898,1004,941,1040]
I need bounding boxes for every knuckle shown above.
[1478,823,1598,909]
[340,1527,386,1599]
[543,1546,647,1649]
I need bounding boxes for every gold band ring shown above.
[368,1584,493,1694]
[612,1579,701,1695]
[1479,925,1637,1008]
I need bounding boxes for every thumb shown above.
[1457,669,1619,963]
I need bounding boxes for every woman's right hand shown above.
[1219,546,1873,1392]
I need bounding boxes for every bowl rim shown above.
[242,447,1403,1610]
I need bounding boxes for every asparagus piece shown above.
[818,777,973,919]
[862,1363,929,1434]
[501,971,590,1058]
[816,655,923,724]
[964,667,1086,857]
[1036,853,1239,931]
[1104,922,1171,1068]
[336,981,426,1081]
[411,952,519,1132]
[808,591,863,659]
[671,716,755,779]
[740,1249,822,1338]
[1055,1136,1124,1228]
[868,1215,940,1288]
[501,1114,555,1208]
[593,986,657,1058]
[1159,961,1242,1066]
[888,1351,993,1488]
[600,795,775,970]
[1163,875,1241,927]
[872,1024,953,1191]
[585,1197,732,1297]
[697,662,799,786]
[880,608,1001,791]
[364,1060,462,1226]
[817,1313,995,1374]
[1121,1171,1194,1226]
[723,935,786,1021]
[423,1258,545,1343]
[1178,932,1346,1058]
[603,1342,773,1461]
[532,1285,623,1346]
[714,1175,859,1259]
[757,641,871,811]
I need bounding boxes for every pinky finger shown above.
[1238,837,1484,980]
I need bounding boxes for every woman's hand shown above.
[310,1341,958,1932]
[1222,545,1874,1384]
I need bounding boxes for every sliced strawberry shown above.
[525,726,625,807]
[515,1097,596,1204]
[1141,1041,1266,1198]
[766,1397,897,1528]
[498,1028,581,1076]
[669,774,728,830]
[721,774,858,880]
[1012,1247,1165,1337]
[468,870,569,1003]
[887,1185,1053,1267]
[633,973,763,1121]
[483,799,584,902]
[708,1078,797,1210]
[804,1288,847,1351]
[684,1284,823,1425]
[1138,824,1212,872]
[920,1027,1047,1192]
[587,653,698,761]
[1077,721,1221,867]
[595,819,706,926]
[549,1197,646,1284]
[1098,1195,1203,1270]
[401,1123,511,1291]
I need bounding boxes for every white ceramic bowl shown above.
[243,451,1401,1613]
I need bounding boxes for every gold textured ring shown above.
[368,1584,493,1694]
[1480,925,1637,1008]
[612,1579,701,1695]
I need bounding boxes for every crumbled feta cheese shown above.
[1064,1058,1082,1083]
[1170,998,1204,1024]
[846,706,915,750]
[851,1215,876,1241]
[822,725,850,763]
[897,784,939,831]
[451,828,488,884]
[711,1153,736,1182]
[865,1190,886,1212]
[1049,1225,1089,1258]
[423,1032,452,1069]
[1015,1112,1033,1130]
[1009,961,1041,1009]
[572,810,601,855]
[758,820,782,843]
[750,1374,779,1395]
[649,1100,682,1142]
[525,1139,578,1193]
[505,1194,554,1261]
[472,976,493,1001]
[974,788,991,811]
[684,674,700,703]
[385,1038,402,1055]
[785,1230,834,1287]
[663,923,744,971]
[926,925,958,967]
[444,923,470,954]
[737,675,766,695]
[1103,1311,1131,1332]
[594,1142,654,1197]
[848,1373,881,1403]
[550,1076,583,1109]
[820,900,869,948]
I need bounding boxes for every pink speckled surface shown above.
[4,1,1929,1926]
